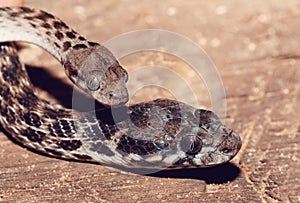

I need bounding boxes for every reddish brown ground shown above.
[0,0,299,202]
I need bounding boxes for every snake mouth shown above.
[90,88,129,107]
[107,91,129,106]
[171,155,223,168]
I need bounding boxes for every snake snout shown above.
[219,129,242,158]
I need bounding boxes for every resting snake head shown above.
[106,99,242,170]
[172,108,242,168]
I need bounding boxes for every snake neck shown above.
[0,7,129,106]
[0,7,98,63]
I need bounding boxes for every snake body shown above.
[0,7,128,106]
[0,7,242,170]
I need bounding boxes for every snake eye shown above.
[180,135,203,155]
[87,75,100,91]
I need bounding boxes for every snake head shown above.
[173,109,242,168]
[78,99,241,172]
[102,99,241,171]
[64,45,129,106]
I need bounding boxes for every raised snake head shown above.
[64,44,129,106]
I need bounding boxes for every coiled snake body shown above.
[0,7,241,170]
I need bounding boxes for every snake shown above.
[0,7,242,170]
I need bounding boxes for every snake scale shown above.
[0,7,241,170]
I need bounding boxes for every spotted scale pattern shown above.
[0,7,93,61]
[0,8,242,170]
[0,7,129,106]
[0,43,242,169]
